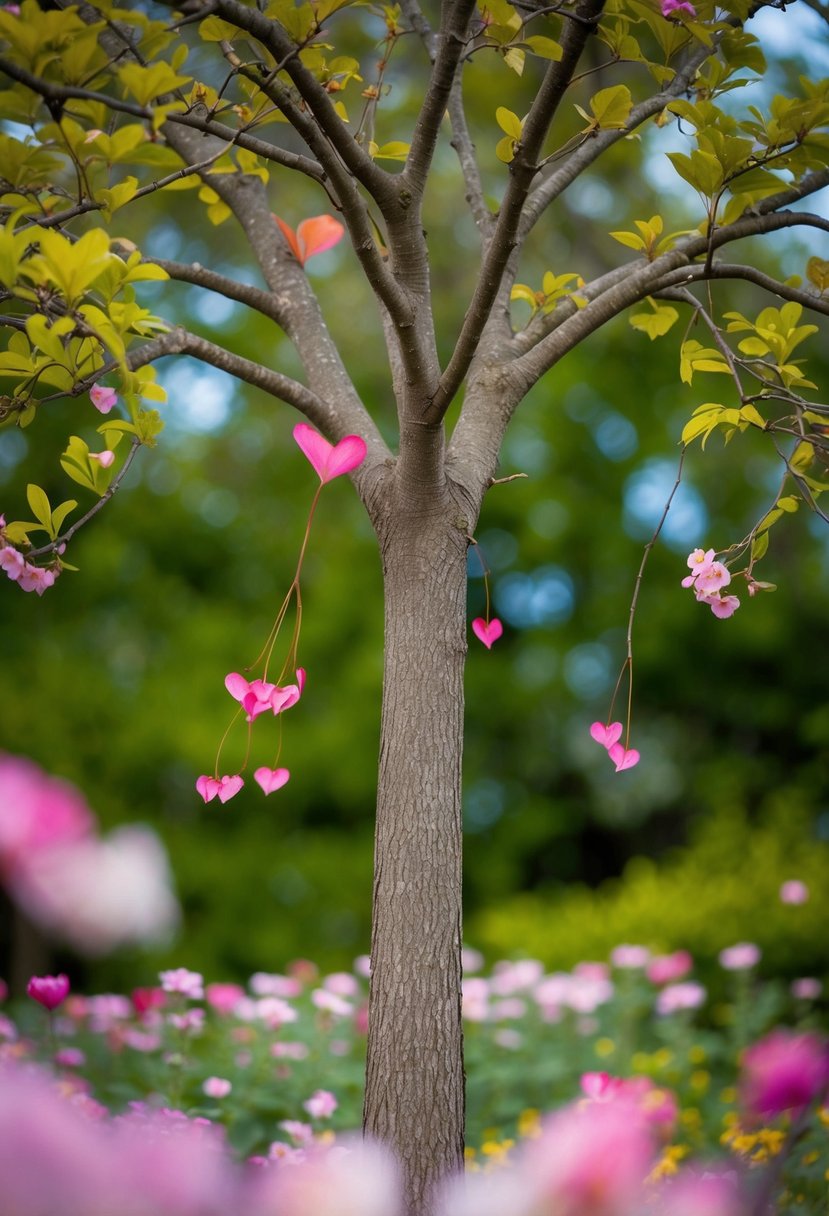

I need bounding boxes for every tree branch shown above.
[208,0,396,209]
[402,0,478,197]
[149,259,291,327]
[654,264,829,319]
[519,38,717,238]
[425,0,606,423]
[447,76,494,239]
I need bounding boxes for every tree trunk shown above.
[363,494,469,1215]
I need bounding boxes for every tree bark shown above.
[363,489,470,1215]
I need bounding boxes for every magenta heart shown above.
[217,774,244,803]
[608,743,640,773]
[270,684,301,715]
[590,721,623,749]
[293,424,367,484]
[471,617,503,650]
[254,767,291,795]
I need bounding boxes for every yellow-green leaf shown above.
[495,107,523,139]
[26,483,52,531]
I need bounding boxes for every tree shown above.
[1,0,828,1208]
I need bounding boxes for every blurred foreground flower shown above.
[740,1029,829,1118]
[1,754,179,955]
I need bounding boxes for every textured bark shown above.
[363,490,469,1215]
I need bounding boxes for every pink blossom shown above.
[707,593,740,619]
[131,987,166,1016]
[27,974,70,1011]
[0,754,93,874]
[250,971,302,998]
[686,547,715,573]
[202,1076,232,1098]
[160,967,204,999]
[293,422,367,483]
[323,971,360,998]
[225,672,301,722]
[655,981,706,1015]
[719,942,760,971]
[780,879,809,905]
[16,563,57,595]
[168,1008,205,1034]
[0,545,25,580]
[196,775,222,803]
[55,1047,86,1068]
[271,1041,309,1060]
[471,617,503,649]
[491,959,544,993]
[590,721,623,749]
[206,982,245,1015]
[253,996,298,1029]
[278,1119,314,1144]
[661,0,696,16]
[256,1137,400,1216]
[88,449,115,469]
[311,988,353,1017]
[254,766,290,795]
[303,1089,338,1118]
[0,978,7,1003]
[653,1169,744,1216]
[608,742,640,772]
[647,950,693,985]
[695,561,731,595]
[610,944,650,969]
[740,1028,829,1118]
[791,977,821,1000]
[90,385,117,414]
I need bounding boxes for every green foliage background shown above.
[0,3,828,991]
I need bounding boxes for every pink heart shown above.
[608,743,640,773]
[590,721,623,749]
[217,774,244,803]
[196,775,221,803]
[255,767,291,795]
[270,684,301,715]
[471,617,503,650]
[225,672,252,702]
[293,423,367,484]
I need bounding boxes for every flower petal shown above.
[254,767,290,795]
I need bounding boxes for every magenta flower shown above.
[90,385,117,414]
[293,422,367,483]
[27,973,70,1011]
[661,0,696,16]
[254,766,290,795]
[303,1089,338,1118]
[719,942,760,970]
[646,950,693,985]
[780,879,809,905]
[740,1028,829,1118]
[471,616,503,649]
[225,672,302,722]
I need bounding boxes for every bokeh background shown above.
[1,3,828,995]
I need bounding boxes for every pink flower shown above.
[160,968,204,999]
[27,973,70,1011]
[647,950,693,985]
[0,545,25,581]
[471,617,503,649]
[0,754,93,875]
[206,983,245,1015]
[303,1089,338,1119]
[686,547,714,573]
[610,944,650,969]
[254,766,290,794]
[695,561,731,595]
[661,0,696,16]
[88,450,115,469]
[590,721,623,749]
[225,672,302,722]
[655,981,706,1015]
[0,978,6,1003]
[17,564,57,595]
[311,988,353,1017]
[55,1047,86,1068]
[293,423,367,484]
[791,977,821,1001]
[279,1119,315,1144]
[740,1029,829,1118]
[780,879,809,905]
[719,942,760,971]
[202,1076,232,1099]
[653,1169,744,1216]
[274,214,345,265]
[90,385,117,414]
[707,593,740,619]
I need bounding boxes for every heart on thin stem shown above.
[471,617,503,650]
[589,721,623,749]
[255,767,290,795]
[293,424,367,484]
[608,743,640,772]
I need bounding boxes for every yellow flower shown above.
[594,1037,615,1058]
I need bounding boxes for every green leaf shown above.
[503,47,525,75]
[629,299,678,340]
[50,499,78,533]
[750,530,769,562]
[776,495,799,513]
[738,404,766,428]
[610,230,647,252]
[522,35,562,60]
[588,85,632,130]
[26,483,52,532]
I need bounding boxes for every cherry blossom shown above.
[90,385,117,414]
[0,545,25,581]
[17,564,57,596]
